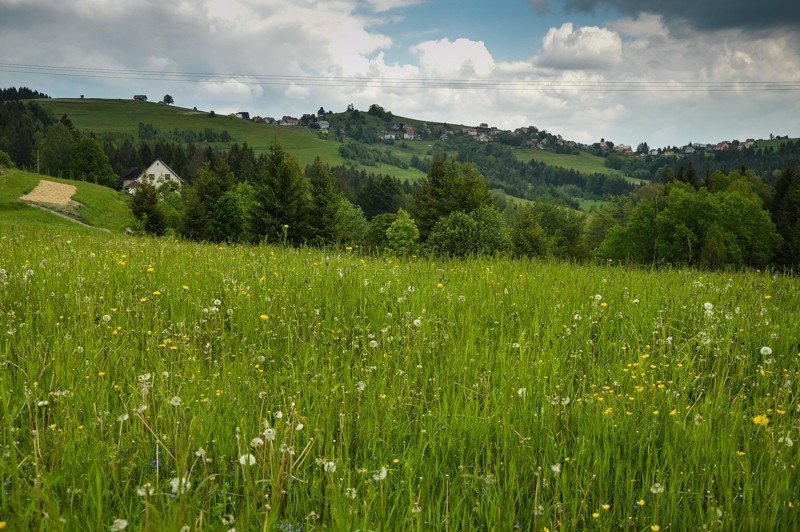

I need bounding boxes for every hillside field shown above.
[37,99,430,182]
[0,168,132,232]
[1,220,799,530]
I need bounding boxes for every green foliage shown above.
[510,204,552,258]
[307,157,345,244]
[40,123,75,176]
[0,148,14,169]
[129,181,166,235]
[181,160,235,241]
[64,137,116,187]
[336,200,368,245]
[425,207,509,257]
[771,165,800,266]
[526,202,585,259]
[249,141,310,244]
[339,142,408,169]
[211,190,247,243]
[599,178,782,268]
[412,155,494,240]
[385,209,419,257]
[363,212,397,251]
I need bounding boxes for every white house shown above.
[122,159,184,194]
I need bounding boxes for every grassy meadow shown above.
[1,220,799,531]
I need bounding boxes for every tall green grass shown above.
[0,224,798,530]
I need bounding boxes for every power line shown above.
[1,62,799,92]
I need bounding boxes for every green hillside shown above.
[0,168,132,232]
[37,99,429,181]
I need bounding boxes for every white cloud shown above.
[537,23,623,70]
[364,0,424,13]
[411,38,496,77]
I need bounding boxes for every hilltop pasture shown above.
[0,222,798,530]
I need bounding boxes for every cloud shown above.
[536,23,622,70]
[363,0,424,13]
[411,38,496,77]
[534,0,800,32]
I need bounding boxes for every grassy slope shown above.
[38,99,429,182]
[0,168,132,232]
[513,147,646,184]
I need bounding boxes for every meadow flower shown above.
[703,302,713,311]
[650,482,663,494]
[760,346,773,356]
[169,396,182,407]
[221,514,235,526]
[323,461,336,473]
[239,453,256,466]
[263,428,276,441]
[250,437,264,448]
[117,413,129,422]
[274,411,283,419]
[346,487,358,499]
[753,415,770,426]
[136,483,154,496]
[373,467,388,481]
[517,387,527,398]
[551,463,561,475]
[169,476,191,494]
[195,447,206,457]
[109,518,128,530]
[413,319,422,327]
[779,435,794,447]
[356,381,366,393]
[295,423,304,431]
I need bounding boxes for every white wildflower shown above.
[324,461,336,473]
[346,487,357,499]
[169,396,182,407]
[760,346,773,356]
[373,466,388,481]
[250,437,264,448]
[238,453,256,466]
[109,518,128,531]
[517,387,527,398]
[117,413,129,422]
[136,483,154,497]
[551,463,561,475]
[169,476,191,495]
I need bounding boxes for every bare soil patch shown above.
[20,180,82,217]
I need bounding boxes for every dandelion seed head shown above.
[239,453,256,466]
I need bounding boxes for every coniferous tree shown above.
[130,182,166,235]
[307,157,345,244]
[249,141,310,244]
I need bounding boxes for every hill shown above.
[37,98,431,183]
[0,168,131,232]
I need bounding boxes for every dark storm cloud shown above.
[534,0,800,32]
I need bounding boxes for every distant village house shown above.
[121,159,184,194]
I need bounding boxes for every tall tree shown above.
[307,157,345,244]
[412,154,494,240]
[40,122,75,177]
[181,159,235,240]
[65,137,116,187]
[130,181,166,235]
[770,165,800,266]
[249,141,310,244]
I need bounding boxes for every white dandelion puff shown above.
[373,466,388,481]
[169,476,191,495]
[239,453,256,466]
[109,518,128,531]
[169,396,182,407]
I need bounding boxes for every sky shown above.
[1,0,799,148]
